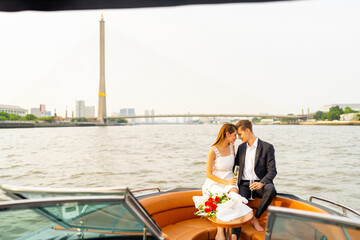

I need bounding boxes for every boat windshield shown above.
[1,184,128,200]
[266,206,360,240]
[0,191,162,240]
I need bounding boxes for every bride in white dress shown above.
[202,123,239,240]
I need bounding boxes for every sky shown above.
[0,0,359,116]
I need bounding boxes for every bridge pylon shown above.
[97,13,107,124]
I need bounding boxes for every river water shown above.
[0,124,359,212]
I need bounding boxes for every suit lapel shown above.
[254,139,262,167]
[240,144,246,168]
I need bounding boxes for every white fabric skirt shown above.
[202,170,238,197]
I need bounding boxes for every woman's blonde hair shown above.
[212,123,238,146]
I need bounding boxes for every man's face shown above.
[237,129,249,143]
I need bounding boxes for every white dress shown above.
[202,143,238,196]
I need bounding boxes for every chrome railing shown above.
[1,184,162,195]
[1,184,127,194]
[309,195,360,217]
[131,187,161,193]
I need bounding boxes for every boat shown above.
[1,0,359,239]
[0,184,359,239]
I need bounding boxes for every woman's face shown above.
[226,131,237,144]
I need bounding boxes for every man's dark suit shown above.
[232,139,277,237]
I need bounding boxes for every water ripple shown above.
[0,125,358,212]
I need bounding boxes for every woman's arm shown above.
[206,148,235,185]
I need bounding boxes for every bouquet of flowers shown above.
[194,193,230,218]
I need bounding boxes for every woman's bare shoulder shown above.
[208,147,216,156]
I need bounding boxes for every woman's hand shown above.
[227,177,237,185]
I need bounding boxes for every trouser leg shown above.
[253,183,276,219]
[233,182,276,238]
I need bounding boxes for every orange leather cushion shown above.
[239,223,266,240]
[151,206,198,228]
[176,218,217,239]
[162,224,209,240]
[139,190,202,216]
[140,190,203,228]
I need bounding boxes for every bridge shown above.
[94,16,307,124]
[87,113,307,121]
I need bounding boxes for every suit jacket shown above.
[234,139,277,185]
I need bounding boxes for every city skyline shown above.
[0,0,359,116]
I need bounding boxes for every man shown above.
[233,120,277,236]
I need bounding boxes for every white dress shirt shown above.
[242,137,260,180]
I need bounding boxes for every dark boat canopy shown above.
[1,0,296,12]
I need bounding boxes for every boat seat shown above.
[139,190,217,240]
[140,191,332,240]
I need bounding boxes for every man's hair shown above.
[236,120,253,132]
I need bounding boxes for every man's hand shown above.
[250,182,264,190]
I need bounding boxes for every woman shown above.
[202,123,239,240]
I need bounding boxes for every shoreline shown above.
[1,121,360,128]
[299,121,360,126]
[0,122,131,128]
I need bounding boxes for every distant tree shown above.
[0,116,7,121]
[71,117,87,122]
[344,106,358,114]
[321,113,328,120]
[0,112,10,119]
[24,114,37,121]
[280,114,296,123]
[326,105,344,121]
[78,117,87,122]
[9,114,21,121]
[38,116,55,123]
[252,117,261,123]
[314,111,324,121]
[116,118,128,123]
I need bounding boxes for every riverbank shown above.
[299,121,360,126]
[0,122,130,128]
[1,121,360,128]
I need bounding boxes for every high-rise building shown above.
[145,110,150,123]
[85,106,95,118]
[120,108,135,116]
[31,108,41,117]
[151,109,155,123]
[75,100,85,118]
[120,109,127,116]
[120,108,136,123]
[128,108,135,116]
[40,104,46,113]
[30,104,50,117]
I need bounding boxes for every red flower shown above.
[214,196,220,203]
[211,203,217,211]
[205,201,211,207]
[208,197,213,202]
[204,207,211,213]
